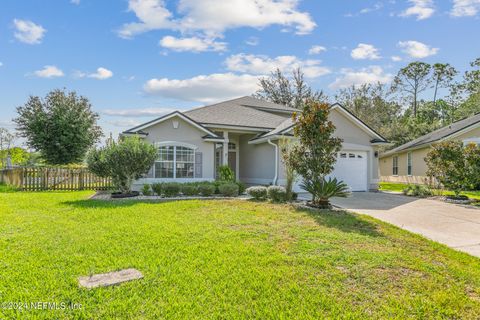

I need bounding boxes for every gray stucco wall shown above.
[239,134,276,184]
[140,115,215,180]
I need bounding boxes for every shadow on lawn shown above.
[61,198,184,209]
[296,207,383,237]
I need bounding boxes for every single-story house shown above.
[122,96,388,192]
[380,113,480,184]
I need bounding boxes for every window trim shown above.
[407,152,412,176]
[154,142,197,179]
[392,156,398,176]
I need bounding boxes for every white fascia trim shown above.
[203,124,272,132]
[248,134,295,144]
[130,112,219,138]
[330,104,385,141]
[154,141,199,150]
[438,121,480,142]
[203,138,225,142]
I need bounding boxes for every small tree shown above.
[290,101,344,207]
[14,89,102,165]
[87,136,157,194]
[425,141,477,197]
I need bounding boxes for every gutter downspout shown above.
[267,139,278,185]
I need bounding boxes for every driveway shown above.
[301,192,480,258]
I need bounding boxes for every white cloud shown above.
[391,55,402,62]
[118,0,316,38]
[451,0,480,16]
[350,43,381,60]
[345,2,383,17]
[33,65,64,78]
[398,40,438,58]
[143,73,260,103]
[13,19,46,44]
[159,35,227,52]
[329,66,393,89]
[103,107,177,117]
[71,0,80,4]
[224,53,331,78]
[308,45,327,55]
[400,0,435,20]
[107,119,143,127]
[245,37,259,46]
[75,67,113,80]
[0,62,3,67]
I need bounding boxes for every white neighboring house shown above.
[122,96,388,192]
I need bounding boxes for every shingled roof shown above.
[382,113,480,156]
[184,96,292,129]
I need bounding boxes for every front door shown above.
[228,151,236,178]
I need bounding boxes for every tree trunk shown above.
[433,79,439,106]
[413,88,417,118]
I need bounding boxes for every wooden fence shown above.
[0,167,112,191]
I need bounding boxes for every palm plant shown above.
[301,177,351,208]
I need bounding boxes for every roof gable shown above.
[383,113,480,156]
[123,111,220,138]
[249,103,388,144]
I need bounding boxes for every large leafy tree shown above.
[289,101,345,207]
[254,68,328,109]
[14,89,102,165]
[391,62,432,118]
[87,136,157,194]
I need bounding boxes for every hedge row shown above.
[245,185,298,203]
[141,181,245,198]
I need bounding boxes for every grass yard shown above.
[1,191,480,319]
[379,182,480,200]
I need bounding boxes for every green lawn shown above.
[379,182,480,200]
[1,191,480,319]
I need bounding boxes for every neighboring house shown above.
[380,113,480,184]
[122,96,388,192]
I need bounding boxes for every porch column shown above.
[222,131,229,166]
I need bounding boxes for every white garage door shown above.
[294,150,368,192]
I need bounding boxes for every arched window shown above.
[155,143,195,178]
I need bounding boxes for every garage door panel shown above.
[294,150,368,192]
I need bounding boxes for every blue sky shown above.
[1,0,479,140]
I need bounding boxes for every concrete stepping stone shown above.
[78,268,143,288]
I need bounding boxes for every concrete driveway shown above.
[303,192,480,258]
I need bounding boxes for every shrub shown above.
[236,181,246,194]
[141,184,152,196]
[246,186,267,200]
[218,183,239,197]
[267,186,287,203]
[87,136,157,194]
[291,192,298,201]
[163,182,181,197]
[151,183,163,196]
[198,183,216,196]
[402,184,432,197]
[181,184,198,196]
[300,178,350,208]
[218,165,235,182]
